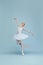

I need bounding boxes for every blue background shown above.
[0,0,43,53]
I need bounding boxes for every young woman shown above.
[13,18,34,55]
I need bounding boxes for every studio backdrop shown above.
[0,0,43,53]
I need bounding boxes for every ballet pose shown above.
[13,18,34,55]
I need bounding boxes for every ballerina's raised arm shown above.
[23,29,34,36]
[13,18,19,27]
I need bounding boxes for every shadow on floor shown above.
[0,51,43,55]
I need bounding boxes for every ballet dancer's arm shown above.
[23,29,34,36]
[13,18,19,27]
[23,29,30,33]
[30,31,34,36]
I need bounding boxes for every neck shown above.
[19,25,24,28]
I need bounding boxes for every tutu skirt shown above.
[13,33,28,40]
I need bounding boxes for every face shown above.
[20,22,25,28]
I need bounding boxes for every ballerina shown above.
[13,18,34,55]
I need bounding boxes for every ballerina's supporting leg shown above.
[20,41,24,56]
[16,40,29,55]
[16,40,24,55]
[20,42,30,56]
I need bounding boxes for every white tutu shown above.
[13,27,28,40]
[14,33,28,40]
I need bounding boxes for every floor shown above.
[0,52,43,65]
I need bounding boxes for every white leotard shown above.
[13,27,28,40]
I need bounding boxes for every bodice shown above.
[17,27,23,34]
